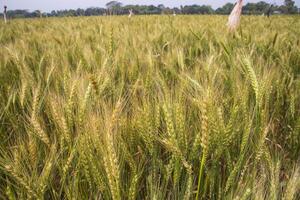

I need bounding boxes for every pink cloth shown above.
[228,0,243,32]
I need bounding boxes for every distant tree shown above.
[256,1,270,13]
[50,10,57,17]
[7,9,30,18]
[162,7,173,15]
[266,5,274,17]
[180,5,184,13]
[243,1,270,14]
[182,5,213,14]
[157,4,165,10]
[85,7,106,16]
[4,0,298,19]
[146,5,161,14]
[182,5,193,14]
[198,5,214,14]
[157,4,165,14]
[34,10,42,17]
[76,8,85,16]
[106,1,122,15]
[283,0,298,14]
[215,3,234,14]
[173,7,181,14]
[106,1,122,9]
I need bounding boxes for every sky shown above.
[2,0,300,12]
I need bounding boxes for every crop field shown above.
[0,15,299,199]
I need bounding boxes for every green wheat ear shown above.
[242,57,260,106]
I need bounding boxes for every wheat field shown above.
[0,15,299,199]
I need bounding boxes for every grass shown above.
[0,15,299,199]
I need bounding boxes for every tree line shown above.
[1,0,299,19]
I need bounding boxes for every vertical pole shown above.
[4,6,7,24]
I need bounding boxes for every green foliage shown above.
[4,1,299,19]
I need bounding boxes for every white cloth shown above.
[228,0,243,31]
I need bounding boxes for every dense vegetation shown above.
[0,15,300,199]
[2,0,299,19]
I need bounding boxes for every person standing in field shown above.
[266,5,274,17]
[228,0,243,32]
[128,9,133,18]
[3,5,7,23]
